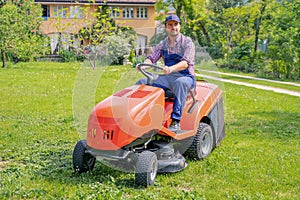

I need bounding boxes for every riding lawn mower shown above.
[72,63,225,187]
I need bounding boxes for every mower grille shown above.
[103,130,114,140]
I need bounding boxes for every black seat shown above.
[164,89,175,99]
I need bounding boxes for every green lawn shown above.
[1,62,299,199]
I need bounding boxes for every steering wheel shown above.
[136,63,164,85]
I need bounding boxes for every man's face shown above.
[166,20,180,37]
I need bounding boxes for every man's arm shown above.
[136,41,163,70]
[163,60,188,75]
[144,58,153,64]
[136,58,153,71]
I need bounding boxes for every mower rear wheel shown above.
[184,122,214,160]
[135,151,158,187]
[73,140,96,173]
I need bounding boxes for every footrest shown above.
[159,127,196,140]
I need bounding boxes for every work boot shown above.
[169,120,181,132]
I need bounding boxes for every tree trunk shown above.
[175,2,183,19]
[254,1,266,52]
[1,49,6,68]
[198,21,211,46]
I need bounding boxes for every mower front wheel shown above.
[135,151,158,187]
[73,140,96,173]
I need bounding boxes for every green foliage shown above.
[60,49,85,62]
[155,0,299,80]
[230,43,252,60]
[104,27,136,65]
[0,1,47,68]
[13,33,50,62]
[206,45,223,60]
[262,0,300,80]
[128,49,135,63]
[54,5,136,68]
[132,55,146,68]
[149,31,167,46]
[79,6,117,45]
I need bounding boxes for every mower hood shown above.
[87,85,165,150]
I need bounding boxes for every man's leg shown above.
[136,78,147,85]
[171,76,194,121]
[136,77,170,89]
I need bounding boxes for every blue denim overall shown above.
[137,44,195,121]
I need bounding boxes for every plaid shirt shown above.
[147,33,195,76]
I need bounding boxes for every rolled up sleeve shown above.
[181,39,195,67]
[147,41,164,64]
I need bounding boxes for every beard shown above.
[169,30,179,37]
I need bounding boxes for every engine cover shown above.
[87,85,165,150]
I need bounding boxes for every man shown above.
[136,14,195,132]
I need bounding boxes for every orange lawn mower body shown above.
[73,64,225,187]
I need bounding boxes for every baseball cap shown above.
[165,15,180,24]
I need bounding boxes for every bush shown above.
[206,44,224,60]
[101,28,136,65]
[149,31,167,46]
[60,50,85,62]
[217,43,266,73]
[229,43,252,60]
[132,55,146,68]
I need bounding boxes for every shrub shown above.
[132,55,146,68]
[206,44,224,60]
[60,50,85,62]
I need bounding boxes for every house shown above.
[34,0,158,54]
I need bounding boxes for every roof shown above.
[34,0,156,4]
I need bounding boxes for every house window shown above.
[53,5,67,18]
[41,5,50,20]
[109,6,120,18]
[70,6,83,18]
[123,7,134,18]
[137,7,148,19]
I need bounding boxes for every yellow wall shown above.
[115,6,156,42]
[40,4,156,43]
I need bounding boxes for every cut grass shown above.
[0,62,299,199]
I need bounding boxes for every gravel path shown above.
[197,71,300,98]
[200,69,300,87]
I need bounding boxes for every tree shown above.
[152,0,299,79]
[155,0,211,46]
[53,5,135,69]
[102,27,136,65]
[0,1,47,68]
[253,0,267,52]
[76,6,117,69]
[180,0,211,46]
[263,0,300,79]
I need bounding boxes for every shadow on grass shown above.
[33,146,140,189]
[32,141,191,190]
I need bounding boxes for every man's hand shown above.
[136,59,152,71]
[136,64,147,71]
[163,66,173,75]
